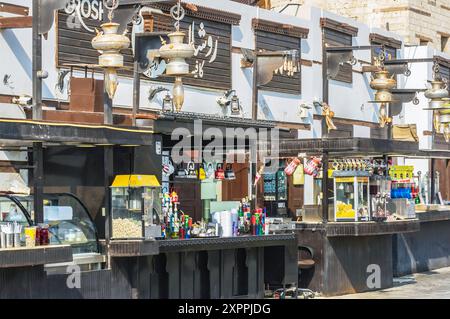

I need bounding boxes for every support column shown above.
[104,146,114,241]
[322,151,329,223]
[33,142,44,224]
[132,61,140,126]
[32,0,42,120]
[322,31,329,138]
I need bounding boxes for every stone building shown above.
[271,0,450,53]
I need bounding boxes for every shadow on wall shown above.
[2,30,53,97]
[258,95,275,121]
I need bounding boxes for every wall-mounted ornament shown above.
[321,102,337,132]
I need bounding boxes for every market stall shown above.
[258,137,450,295]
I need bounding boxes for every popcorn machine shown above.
[333,171,370,222]
[110,175,162,240]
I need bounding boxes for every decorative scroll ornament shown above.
[321,102,337,133]
[91,0,130,99]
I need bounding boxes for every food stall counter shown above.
[0,245,72,268]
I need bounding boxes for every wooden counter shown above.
[0,245,73,268]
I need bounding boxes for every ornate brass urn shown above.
[92,22,130,99]
[425,80,449,109]
[158,1,195,112]
[370,70,397,103]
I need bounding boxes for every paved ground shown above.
[327,266,450,299]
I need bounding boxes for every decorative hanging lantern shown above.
[91,0,130,100]
[158,1,195,112]
[370,69,397,103]
[424,62,450,141]
[369,52,397,127]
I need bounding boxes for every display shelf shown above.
[0,245,73,268]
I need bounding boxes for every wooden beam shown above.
[0,16,32,29]
[0,2,29,16]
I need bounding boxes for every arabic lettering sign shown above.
[152,15,232,90]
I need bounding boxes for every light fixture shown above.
[163,92,174,112]
[91,0,130,100]
[158,1,195,113]
[299,103,312,119]
[217,90,242,115]
[230,94,241,115]
[12,95,32,107]
[149,87,173,112]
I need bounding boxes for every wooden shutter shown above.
[253,19,308,95]
[321,18,357,84]
[323,28,353,83]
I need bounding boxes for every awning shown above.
[0,172,30,195]
[154,111,276,139]
[0,118,155,147]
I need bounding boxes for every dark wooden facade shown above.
[321,18,358,84]
[253,19,308,95]
[57,3,240,91]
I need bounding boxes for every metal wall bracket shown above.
[37,0,71,35]
[326,50,353,79]
[113,4,141,34]
[390,89,422,116]
[256,50,300,86]
[134,32,169,75]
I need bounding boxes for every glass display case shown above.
[0,193,99,254]
[110,175,162,240]
[333,172,370,222]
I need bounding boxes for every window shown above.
[420,39,429,46]
[369,33,401,63]
[441,35,449,53]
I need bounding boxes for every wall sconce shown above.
[149,87,173,112]
[12,95,32,107]
[299,103,311,119]
[217,90,242,115]
[230,94,241,115]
